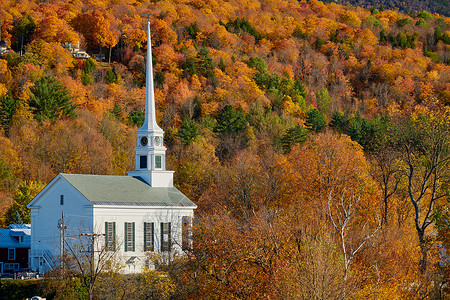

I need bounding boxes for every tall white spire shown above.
[141,22,163,133]
[127,22,174,187]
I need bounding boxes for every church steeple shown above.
[127,22,174,187]
[141,22,162,133]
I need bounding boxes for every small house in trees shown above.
[61,42,91,59]
[0,224,31,275]
[27,23,196,274]
[0,40,10,56]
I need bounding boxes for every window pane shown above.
[106,222,115,251]
[8,248,15,260]
[140,156,147,169]
[161,222,171,252]
[155,155,162,169]
[125,222,134,252]
[144,222,154,251]
[182,216,191,251]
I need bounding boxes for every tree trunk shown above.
[418,230,428,274]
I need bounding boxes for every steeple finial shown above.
[141,22,162,132]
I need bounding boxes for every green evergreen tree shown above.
[396,18,412,27]
[380,29,387,43]
[185,22,199,39]
[294,79,307,99]
[215,105,248,134]
[106,68,117,84]
[247,57,268,73]
[81,73,93,86]
[83,58,97,75]
[417,10,434,20]
[347,113,389,152]
[128,110,145,127]
[281,124,308,153]
[415,18,428,28]
[442,33,450,44]
[0,93,18,136]
[329,111,350,134]
[178,118,200,146]
[197,47,214,79]
[29,76,77,122]
[305,109,326,132]
[155,70,165,86]
[182,57,197,76]
[226,18,262,41]
[110,103,123,119]
[434,26,443,43]
[316,87,330,116]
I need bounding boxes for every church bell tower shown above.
[127,22,174,187]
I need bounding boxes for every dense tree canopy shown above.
[0,0,449,297]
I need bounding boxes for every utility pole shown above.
[58,212,66,276]
[62,212,65,273]
[80,233,105,277]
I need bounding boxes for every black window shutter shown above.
[161,222,164,251]
[113,222,116,250]
[168,222,171,251]
[151,223,154,251]
[124,223,128,252]
[105,222,108,249]
[144,222,147,251]
[132,222,135,251]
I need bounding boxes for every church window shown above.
[60,195,64,205]
[182,216,192,251]
[144,222,154,251]
[124,222,135,252]
[8,248,15,260]
[105,222,116,251]
[161,222,171,252]
[140,156,147,169]
[155,155,162,169]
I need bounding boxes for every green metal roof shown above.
[61,174,196,207]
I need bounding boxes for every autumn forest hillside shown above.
[340,0,450,17]
[0,0,449,298]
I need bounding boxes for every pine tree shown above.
[178,118,199,146]
[305,109,326,132]
[29,76,77,122]
[0,93,18,136]
[215,105,248,134]
[281,124,308,153]
[197,47,214,79]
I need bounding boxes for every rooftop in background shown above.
[0,224,31,248]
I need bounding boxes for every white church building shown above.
[27,23,196,274]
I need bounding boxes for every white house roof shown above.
[60,173,196,207]
[0,224,31,248]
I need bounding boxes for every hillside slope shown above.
[341,0,449,16]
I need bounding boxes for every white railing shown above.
[30,249,58,273]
